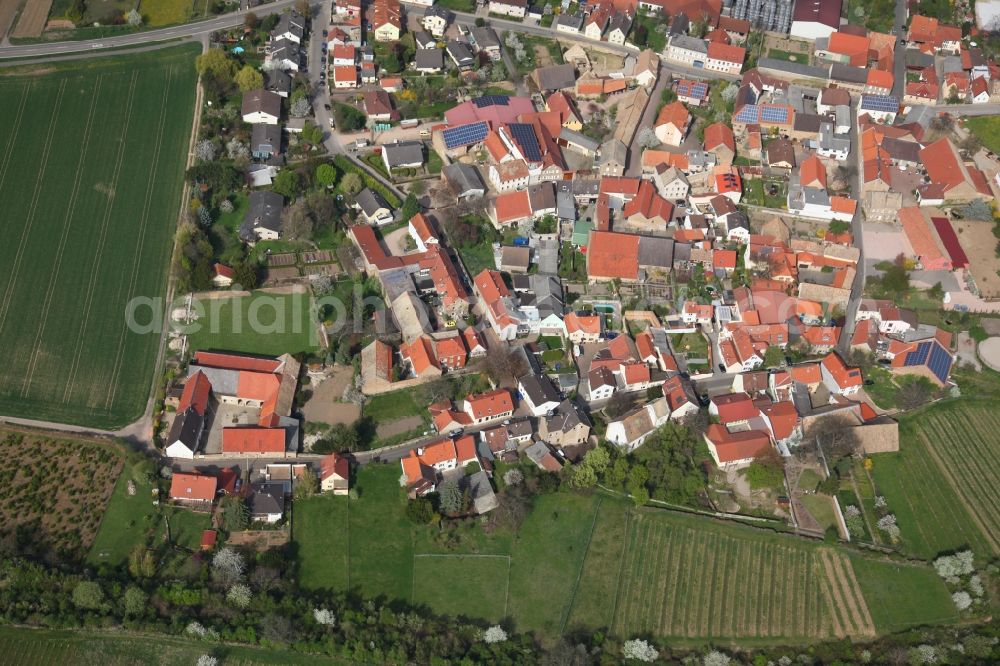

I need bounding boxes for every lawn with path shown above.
[0,45,198,428]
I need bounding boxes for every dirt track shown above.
[12,0,52,38]
[0,0,21,41]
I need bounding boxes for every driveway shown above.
[535,238,559,275]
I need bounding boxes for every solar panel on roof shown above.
[861,95,899,112]
[928,343,952,383]
[473,95,510,108]
[904,341,932,366]
[735,104,758,123]
[443,121,489,149]
[760,106,789,123]
[508,123,542,162]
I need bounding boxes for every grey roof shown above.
[415,48,444,70]
[668,12,689,35]
[560,127,600,153]
[273,11,305,40]
[189,365,240,395]
[535,63,577,91]
[251,123,281,153]
[607,12,633,35]
[240,190,284,240]
[167,409,203,450]
[250,482,285,517]
[599,139,628,166]
[423,5,453,20]
[672,242,691,264]
[382,141,424,168]
[414,31,436,49]
[470,26,501,50]
[241,89,282,119]
[829,63,868,84]
[818,123,850,152]
[545,399,591,434]
[525,440,559,469]
[464,470,498,514]
[530,273,563,317]
[520,373,561,407]
[555,12,584,31]
[793,113,823,134]
[556,183,575,220]
[501,245,531,270]
[941,55,963,74]
[882,136,922,163]
[787,185,830,210]
[670,34,707,54]
[572,179,600,198]
[446,39,476,67]
[638,236,674,269]
[860,94,899,112]
[905,49,935,69]
[687,151,717,169]
[528,182,556,212]
[356,187,390,217]
[263,69,292,95]
[269,38,301,62]
[443,163,485,196]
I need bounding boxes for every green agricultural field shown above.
[0,46,198,428]
[870,401,1000,560]
[293,494,350,591]
[849,555,957,633]
[965,116,1000,154]
[411,555,510,622]
[185,290,319,356]
[0,625,348,666]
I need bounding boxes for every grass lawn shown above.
[800,494,837,531]
[436,0,474,10]
[565,499,630,630]
[294,494,350,590]
[363,387,426,426]
[0,44,198,428]
[215,192,249,233]
[412,555,510,622]
[456,241,496,278]
[140,0,195,27]
[507,492,602,637]
[797,469,822,492]
[763,179,788,209]
[88,458,159,567]
[186,290,318,356]
[158,506,212,550]
[347,465,415,600]
[670,332,708,359]
[743,178,765,205]
[0,625,349,666]
[632,14,668,52]
[864,366,897,409]
[427,150,443,175]
[964,116,1000,154]
[850,555,958,633]
[767,49,807,63]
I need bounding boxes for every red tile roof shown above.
[827,32,870,66]
[465,388,514,420]
[707,42,746,65]
[222,427,285,454]
[931,216,969,269]
[178,370,211,416]
[919,139,969,194]
[193,352,281,374]
[320,453,350,481]
[821,351,863,388]
[622,180,674,222]
[587,230,640,280]
[704,424,771,463]
[565,312,601,336]
[900,206,950,270]
[760,400,798,440]
[401,336,439,375]
[713,392,757,423]
[169,473,217,502]
[494,189,532,225]
[703,122,735,153]
[655,101,690,131]
[799,155,826,189]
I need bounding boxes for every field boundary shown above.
[608,506,632,632]
[560,496,603,633]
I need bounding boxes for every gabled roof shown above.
[655,101,690,131]
[713,392,757,423]
[169,473,217,502]
[320,453,349,481]
[222,427,285,454]
[587,230,640,280]
[704,424,771,463]
[465,388,514,420]
[178,370,212,416]
[821,352,863,388]
[703,122,735,153]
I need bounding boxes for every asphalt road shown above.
[0,0,304,58]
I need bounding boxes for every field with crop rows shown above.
[591,510,874,640]
[0,46,198,428]
[871,400,999,560]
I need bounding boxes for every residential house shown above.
[538,399,591,448]
[606,396,672,452]
[250,124,282,160]
[654,101,691,146]
[371,0,402,42]
[319,453,350,495]
[212,264,234,288]
[488,0,527,18]
[364,90,397,122]
[703,425,771,470]
[820,351,862,396]
[241,89,281,124]
[355,188,393,225]
[239,190,284,243]
[703,122,735,164]
[446,40,476,70]
[169,472,217,506]
[400,436,479,496]
[588,365,617,401]
[249,482,285,523]
[470,26,502,60]
[421,5,452,37]
[519,373,562,416]
[443,162,486,199]
[382,141,425,171]
[271,10,305,43]
[400,336,441,378]
[415,48,445,73]
[564,312,602,343]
